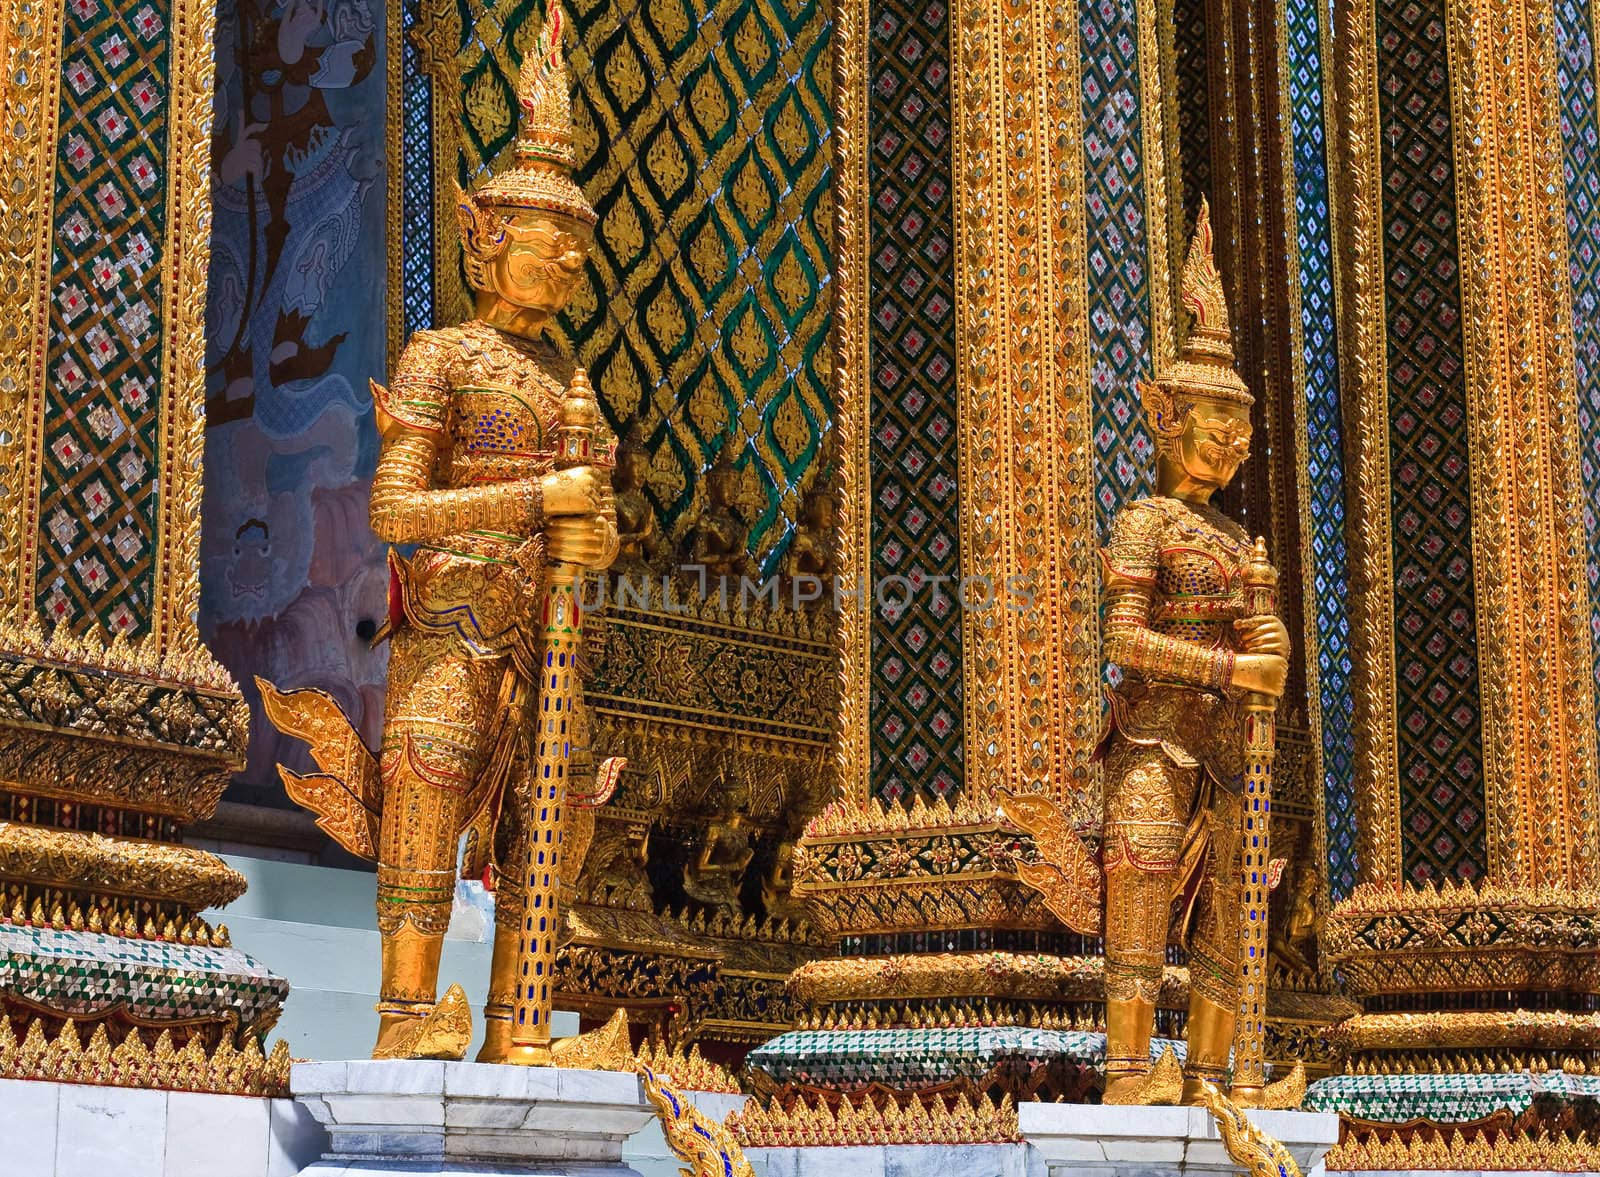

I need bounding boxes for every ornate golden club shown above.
[506,368,602,1066]
[1231,535,1279,1105]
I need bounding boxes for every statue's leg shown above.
[372,635,501,1056]
[1180,777,1244,1103]
[477,806,527,1064]
[1101,742,1188,1104]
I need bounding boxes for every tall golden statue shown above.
[1001,198,1290,1106]
[257,1,619,1062]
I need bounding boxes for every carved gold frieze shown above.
[1324,880,1600,997]
[1327,1127,1600,1171]
[587,593,834,750]
[558,901,820,1046]
[0,626,245,752]
[634,1038,742,1094]
[0,823,246,912]
[1330,1011,1600,1058]
[789,952,1187,1009]
[0,621,247,835]
[0,1016,291,1098]
[790,794,1057,937]
[728,1093,1023,1147]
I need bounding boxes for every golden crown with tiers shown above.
[457,2,597,283]
[1140,197,1252,446]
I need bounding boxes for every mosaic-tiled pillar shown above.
[1283,0,1360,906]
[0,0,285,1067]
[1318,0,1600,1075]
[796,0,1093,965]
[787,0,1162,1036]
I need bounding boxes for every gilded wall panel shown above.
[1447,0,1599,883]
[1373,0,1486,884]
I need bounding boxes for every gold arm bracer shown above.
[1102,575,1233,691]
[369,428,545,545]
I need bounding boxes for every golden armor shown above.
[257,1,619,1062]
[1001,199,1290,1106]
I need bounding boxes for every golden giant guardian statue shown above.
[1003,199,1291,1106]
[257,1,619,1063]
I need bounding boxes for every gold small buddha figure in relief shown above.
[1001,198,1290,1107]
[782,476,836,584]
[255,1,619,1062]
[682,446,752,582]
[612,423,664,569]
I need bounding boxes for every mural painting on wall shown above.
[202,0,391,811]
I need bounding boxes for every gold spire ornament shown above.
[1141,198,1252,450]
[457,1,595,264]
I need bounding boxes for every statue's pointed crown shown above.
[470,1,596,224]
[1161,196,1251,406]
[516,0,576,169]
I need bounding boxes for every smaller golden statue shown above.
[683,774,756,914]
[613,423,665,569]
[782,476,835,584]
[1270,862,1320,978]
[1002,199,1292,1107]
[681,446,752,582]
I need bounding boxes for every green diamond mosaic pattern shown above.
[37,0,171,637]
[748,1027,1186,1089]
[1306,1071,1600,1123]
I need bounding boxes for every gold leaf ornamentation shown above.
[465,71,513,147]
[771,249,809,318]
[647,289,690,351]
[603,38,648,111]
[770,394,809,464]
[646,132,690,199]
[730,310,770,375]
